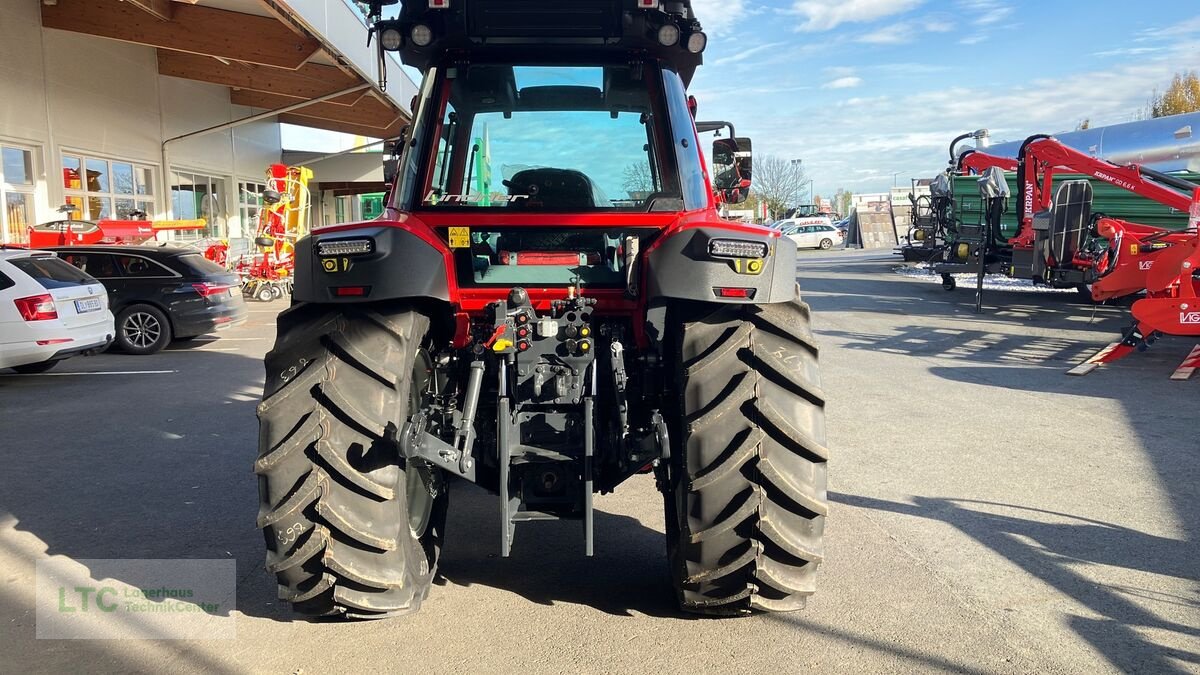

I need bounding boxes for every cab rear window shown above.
[10,256,95,289]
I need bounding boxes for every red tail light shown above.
[14,294,58,321]
[334,286,368,297]
[192,282,232,297]
[713,287,756,299]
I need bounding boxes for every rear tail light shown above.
[14,294,58,321]
[334,286,369,297]
[192,282,232,297]
[36,338,73,346]
[713,287,756,299]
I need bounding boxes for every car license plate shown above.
[75,297,102,313]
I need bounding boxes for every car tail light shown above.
[192,282,232,297]
[36,338,72,345]
[14,294,58,321]
[334,286,369,297]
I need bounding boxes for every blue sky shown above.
[284,0,1200,200]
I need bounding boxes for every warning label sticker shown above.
[448,227,470,249]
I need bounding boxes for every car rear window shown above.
[175,253,229,276]
[10,256,96,289]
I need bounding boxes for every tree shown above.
[833,188,853,216]
[1147,71,1200,118]
[621,162,655,197]
[752,155,808,220]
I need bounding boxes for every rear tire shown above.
[819,238,833,250]
[665,292,828,614]
[116,304,172,355]
[12,360,59,374]
[256,303,447,619]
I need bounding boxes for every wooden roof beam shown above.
[42,0,321,69]
[231,89,403,128]
[124,0,174,21]
[157,51,366,104]
[277,113,405,140]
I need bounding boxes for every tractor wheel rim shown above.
[406,348,436,538]
[124,312,161,348]
[406,463,435,537]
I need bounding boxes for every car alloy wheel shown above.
[123,311,162,349]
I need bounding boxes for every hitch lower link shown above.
[399,360,485,483]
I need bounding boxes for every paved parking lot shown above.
[1,251,1197,673]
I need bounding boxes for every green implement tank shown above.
[951,172,1200,240]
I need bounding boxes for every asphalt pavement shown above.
[1,249,1196,673]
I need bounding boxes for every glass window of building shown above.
[238,181,266,237]
[2,144,37,245]
[62,153,155,223]
[171,171,227,239]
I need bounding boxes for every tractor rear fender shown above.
[645,225,797,304]
[292,224,452,304]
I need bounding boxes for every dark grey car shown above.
[48,245,247,354]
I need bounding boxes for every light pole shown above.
[892,172,900,187]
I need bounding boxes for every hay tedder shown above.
[234,163,312,301]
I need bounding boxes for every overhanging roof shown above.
[41,0,417,139]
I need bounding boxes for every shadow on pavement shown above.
[806,256,1199,673]
[832,493,1200,674]
[0,349,285,626]
[437,481,684,618]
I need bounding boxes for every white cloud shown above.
[955,0,1013,25]
[926,19,954,32]
[824,76,863,89]
[824,66,858,77]
[857,23,914,44]
[1093,46,1167,58]
[692,39,1192,197]
[691,0,750,35]
[710,41,786,66]
[1135,16,1200,41]
[974,6,1012,25]
[959,34,988,45]
[786,0,924,32]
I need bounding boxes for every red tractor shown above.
[255,0,826,619]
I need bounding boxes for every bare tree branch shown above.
[752,155,808,219]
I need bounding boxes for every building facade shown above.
[0,0,413,246]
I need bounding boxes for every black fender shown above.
[292,225,451,303]
[645,226,797,304]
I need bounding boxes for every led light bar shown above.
[317,239,374,256]
[709,238,768,259]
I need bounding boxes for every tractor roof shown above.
[375,0,708,86]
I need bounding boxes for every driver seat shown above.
[504,168,595,210]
